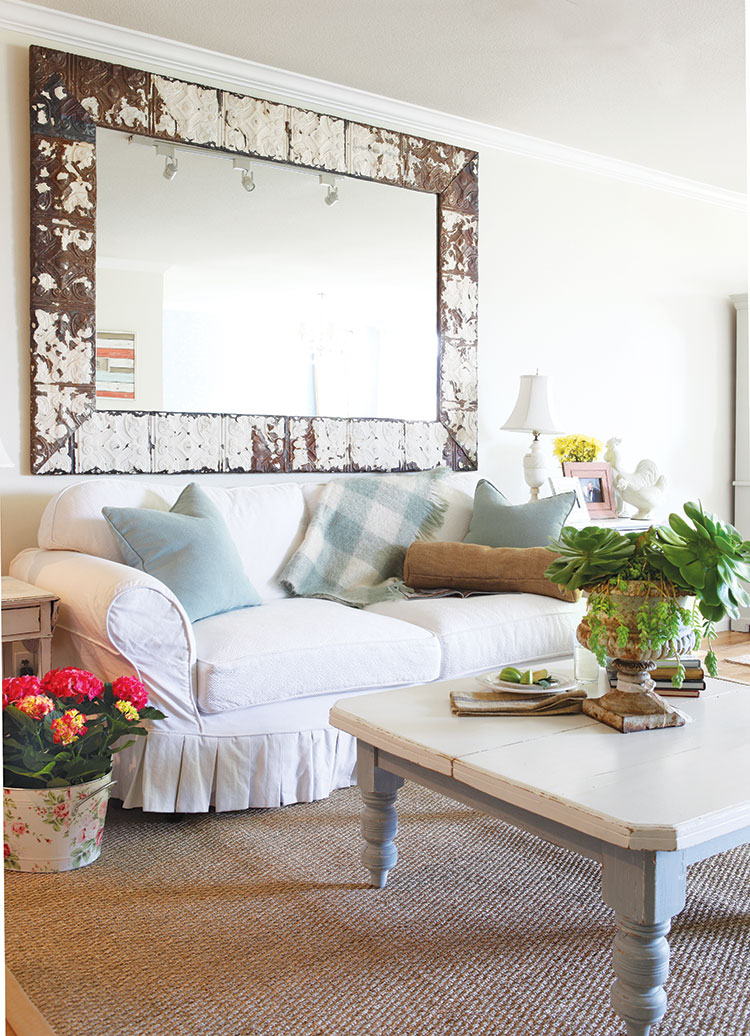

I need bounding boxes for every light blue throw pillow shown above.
[463,479,576,548]
[102,483,261,622]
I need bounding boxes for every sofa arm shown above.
[9,548,201,730]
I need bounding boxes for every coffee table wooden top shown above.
[330,665,750,853]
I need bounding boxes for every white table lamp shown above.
[501,373,560,500]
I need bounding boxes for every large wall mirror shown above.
[29,47,478,475]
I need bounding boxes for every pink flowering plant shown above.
[2,667,166,789]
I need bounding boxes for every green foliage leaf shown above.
[705,650,718,677]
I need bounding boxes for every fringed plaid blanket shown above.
[280,471,449,607]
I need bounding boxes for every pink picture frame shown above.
[562,462,618,519]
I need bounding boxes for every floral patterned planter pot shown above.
[4,771,114,872]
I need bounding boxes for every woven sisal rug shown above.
[5,783,749,1036]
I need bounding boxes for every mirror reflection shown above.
[95,128,439,420]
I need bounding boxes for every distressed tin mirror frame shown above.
[29,46,478,475]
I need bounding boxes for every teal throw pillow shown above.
[463,479,575,549]
[102,483,261,622]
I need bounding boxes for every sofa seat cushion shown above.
[366,594,583,680]
[193,598,441,712]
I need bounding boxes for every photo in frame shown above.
[561,462,618,519]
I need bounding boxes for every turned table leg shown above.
[357,742,405,888]
[602,846,686,1036]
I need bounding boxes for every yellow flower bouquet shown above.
[553,434,603,464]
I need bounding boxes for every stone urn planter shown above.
[4,772,115,873]
[576,581,695,732]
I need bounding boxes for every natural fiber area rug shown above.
[5,783,749,1036]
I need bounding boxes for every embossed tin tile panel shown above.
[289,418,349,472]
[222,93,288,160]
[31,384,95,472]
[440,405,478,467]
[31,308,95,385]
[152,75,221,145]
[151,413,223,472]
[289,109,346,172]
[31,72,95,143]
[441,159,479,216]
[31,221,95,308]
[441,343,478,412]
[29,46,73,92]
[74,411,151,474]
[31,136,96,224]
[36,445,74,475]
[440,274,478,345]
[347,123,402,183]
[29,46,479,476]
[224,416,286,472]
[404,422,453,471]
[402,136,475,194]
[349,421,405,472]
[74,56,150,131]
[441,210,478,280]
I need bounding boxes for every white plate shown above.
[478,671,577,695]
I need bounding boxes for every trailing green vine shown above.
[583,578,695,670]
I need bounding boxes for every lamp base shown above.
[522,436,549,501]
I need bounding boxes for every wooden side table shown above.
[1,577,59,679]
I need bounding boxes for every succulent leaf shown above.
[668,514,694,539]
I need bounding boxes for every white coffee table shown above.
[329,664,750,1036]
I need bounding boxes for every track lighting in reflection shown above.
[155,143,178,182]
[233,157,256,193]
[319,173,338,206]
[127,134,344,204]
[163,155,178,181]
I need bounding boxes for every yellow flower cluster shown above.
[552,434,603,463]
[115,699,140,722]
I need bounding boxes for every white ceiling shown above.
[20,0,747,191]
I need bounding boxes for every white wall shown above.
[0,25,746,570]
[480,149,745,509]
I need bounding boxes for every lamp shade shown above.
[501,374,560,435]
[0,436,12,468]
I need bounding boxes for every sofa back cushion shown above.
[38,479,308,602]
[199,484,307,601]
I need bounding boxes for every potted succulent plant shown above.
[2,667,165,871]
[544,502,750,731]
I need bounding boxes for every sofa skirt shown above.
[113,726,358,813]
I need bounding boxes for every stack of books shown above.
[607,657,706,697]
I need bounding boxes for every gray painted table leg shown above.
[357,742,405,888]
[602,845,687,1035]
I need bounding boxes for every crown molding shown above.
[1,0,746,212]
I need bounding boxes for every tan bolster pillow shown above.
[403,541,580,603]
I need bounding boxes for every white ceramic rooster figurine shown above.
[605,438,666,519]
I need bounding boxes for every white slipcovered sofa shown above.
[10,477,582,813]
